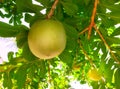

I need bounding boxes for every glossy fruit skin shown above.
[28,20,66,59]
[87,68,102,81]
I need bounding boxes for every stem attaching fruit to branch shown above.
[48,60,51,84]
[47,0,59,19]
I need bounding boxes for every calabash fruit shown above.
[87,68,102,81]
[28,20,66,59]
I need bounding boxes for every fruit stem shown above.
[47,0,59,19]
[47,60,51,84]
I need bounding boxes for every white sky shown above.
[0,37,18,63]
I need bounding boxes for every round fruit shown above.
[28,19,66,59]
[87,68,102,81]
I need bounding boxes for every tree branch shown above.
[93,24,120,64]
[47,60,51,84]
[78,40,95,67]
[79,0,99,39]
[88,0,98,39]
[47,0,59,19]
[79,27,88,35]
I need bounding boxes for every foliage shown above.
[0,0,120,89]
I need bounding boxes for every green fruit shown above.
[87,68,102,81]
[28,20,66,59]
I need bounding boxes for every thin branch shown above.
[79,27,88,35]
[47,0,59,19]
[93,24,120,64]
[47,60,51,84]
[88,0,98,39]
[78,40,95,67]
[79,0,99,39]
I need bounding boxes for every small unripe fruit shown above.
[28,20,66,59]
[87,68,102,81]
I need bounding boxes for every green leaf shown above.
[59,23,78,67]
[99,3,120,22]
[55,3,64,20]
[15,25,29,48]
[107,37,120,44]
[99,58,115,83]
[103,60,114,82]
[16,0,44,13]
[28,64,36,79]
[115,68,120,89]
[38,60,47,78]
[111,27,120,36]
[84,0,91,5]
[103,4,120,12]
[8,52,14,62]
[0,10,4,18]
[3,72,13,89]
[63,23,78,50]
[61,2,78,16]
[24,13,34,23]
[16,29,28,48]
[99,27,108,37]
[91,82,99,89]
[25,14,45,26]
[22,42,37,61]
[100,16,114,28]
[107,13,120,23]
[59,49,74,67]
[66,37,78,51]
[9,67,17,79]
[0,22,19,37]
[99,41,107,54]
[63,23,78,39]
[99,84,106,89]
[36,0,49,6]
[31,80,39,89]
[15,65,28,89]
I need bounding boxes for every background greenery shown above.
[0,0,120,89]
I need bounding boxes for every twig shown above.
[47,60,51,84]
[47,0,59,19]
[88,0,98,39]
[79,0,99,39]
[93,24,120,64]
[78,40,95,67]
[79,27,88,35]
